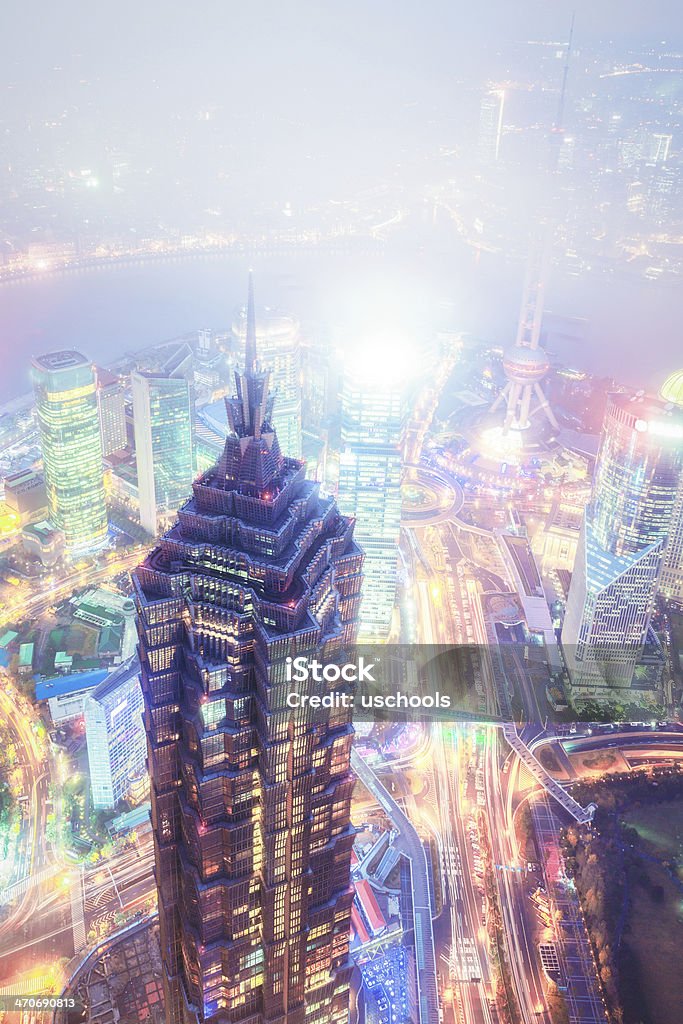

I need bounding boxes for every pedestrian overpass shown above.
[502,724,596,824]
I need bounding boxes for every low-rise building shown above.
[3,469,48,524]
[21,519,65,566]
[36,668,109,723]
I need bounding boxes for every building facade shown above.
[337,367,404,640]
[134,279,363,1024]
[658,369,683,602]
[3,468,48,524]
[84,657,147,810]
[132,349,195,536]
[96,366,128,456]
[660,481,683,603]
[31,350,108,553]
[562,392,683,703]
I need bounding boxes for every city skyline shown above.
[1,11,683,1024]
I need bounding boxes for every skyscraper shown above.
[337,364,405,639]
[233,296,303,459]
[132,345,195,536]
[478,88,505,165]
[31,350,108,553]
[647,132,672,165]
[96,366,127,456]
[84,656,147,811]
[658,370,683,602]
[562,392,683,703]
[134,278,363,1024]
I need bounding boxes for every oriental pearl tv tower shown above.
[491,232,559,435]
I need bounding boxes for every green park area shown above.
[624,797,683,866]
[564,773,683,1024]
[617,799,683,1024]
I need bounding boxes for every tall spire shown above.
[555,12,575,134]
[219,273,283,494]
[245,269,257,374]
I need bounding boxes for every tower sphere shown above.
[502,344,550,384]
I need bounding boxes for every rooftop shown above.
[0,630,18,649]
[32,350,89,372]
[35,668,108,701]
[74,600,125,626]
[197,398,230,439]
[608,389,683,427]
[91,655,141,703]
[660,369,683,408]
[23,519,61,542]
[19,643,34,667]
[98,623,125,655]
[96,365,122,388]
[108,802,152,835]
[4,468,43,490]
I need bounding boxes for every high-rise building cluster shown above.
[26,277,407,670]
[29,297,312,553]
[30,344,198,551]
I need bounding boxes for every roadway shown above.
[404,458,571,1024]
[529,795,606,1024]
[408,518,514,1022]
[0,828,156,982]
[0,682,54,952]
[431,724,496,1024]
[484,727,551,1024]
[0,602,155,994]
[402,466,465,527]
[0,546,145,626]
[351,749,440,1024]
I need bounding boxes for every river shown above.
[0,239,681,404]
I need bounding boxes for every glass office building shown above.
[84,656,147,810]
[337,366,405,639]
[96,366,127,456]
[31,350,108,553]
[658,370,683,602]
[562,392,683,703]
[132,348,195,536]
[590,393,683,556]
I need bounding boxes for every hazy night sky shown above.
[1,1,682,398]
[3,2,682,109]
[0,2,678,208]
